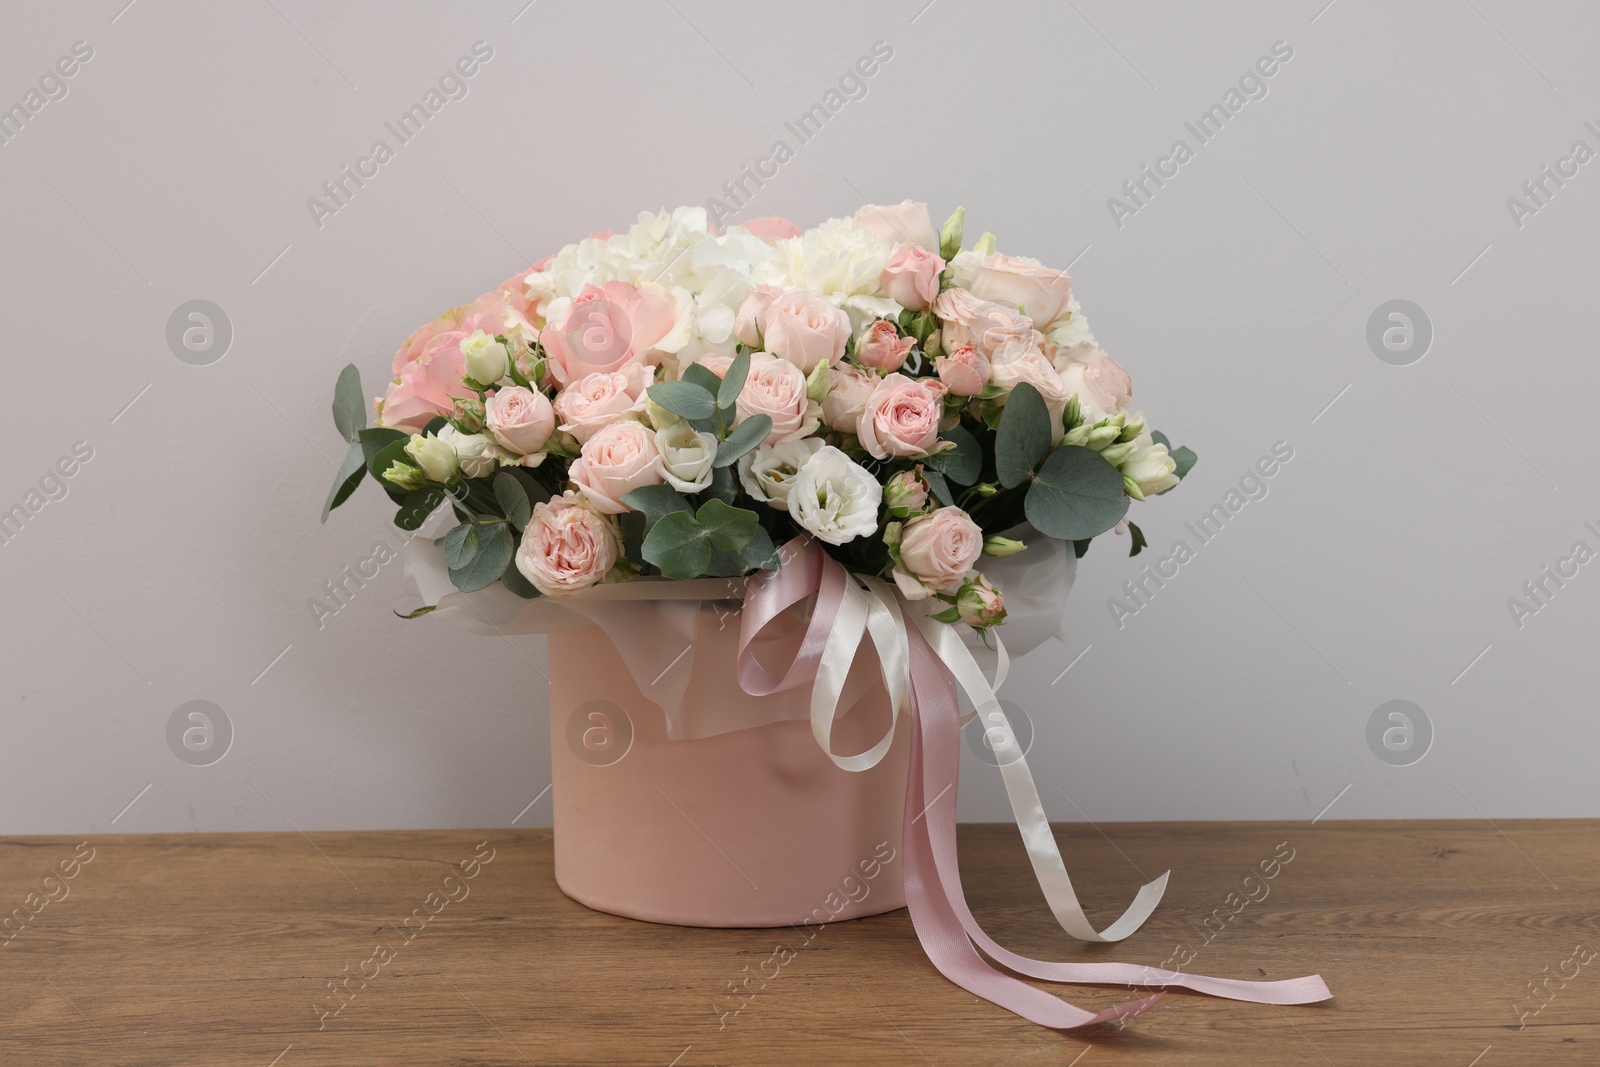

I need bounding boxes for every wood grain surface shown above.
[1,821,1594,1065]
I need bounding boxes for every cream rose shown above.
[484,386,556,456]
[821,362,879,432]
[989,338,1071,428]
[567,420,665,514]
[551,364,652,444]
[656,419,718,493]
[733,284,784,348]
[858,374,948,460]
[853,200,939,253]
[892,506,983,600]
[1054,345,1132,420]
[760,290,851,373]
[788,446,882,545]
[515,492,621,596]
[736,352,819,444]
[964,253,1073,326]
[931,287,1041,358]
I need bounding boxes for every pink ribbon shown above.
[737,537,1331,1029]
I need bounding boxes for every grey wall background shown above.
[3,0,1595,835]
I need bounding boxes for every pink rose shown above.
[551,364,652,443]
[515,492,621,596]
[880,243,945,311]
[935,343,990,397]
[380,293,537,431]
[390,293,530,378]
[567,420,665,514]
[931,288,1041,358]
[821,362,879,432]
[856,320,915,373]
[853,200,939,253]
[736,216,803,244]
[484,385,556,455]
[858,374,948,460]
[965,253,1073,326]
[1054,345,1132,419]
[736,353,818,444]
[691,354,735,378]
[956,573,1006,628]
[379,333,468,432]
[540,280,680,385]
[990,338,1071,426]
[733,284,784,348]
[760,290,851,373]
[893,506,983,600]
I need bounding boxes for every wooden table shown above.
[2,822,1594,1065]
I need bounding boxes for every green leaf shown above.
[717,351,751,410]
[924,468,953,507]
[333,364,366,443]
[995,381,1052,488]
[695,498,759,552]
[620,484,692,528]
[442,522,479,569]
[682,362,724,396]
[493,472,532,530]
[321,441,367,523]
[648,380,718,421]
[448,522,513,592]
[396,604,438,620]
[705,525,782,577]
[501,553,540,599]
[1127,520,1148,557]
[1024,445,1130,541]
[1072,538,1092,559]
[422,415,449,436]
[359,427,407,466]
[395,490,444,531]
[713,415,770,467]
[506,467,553,509]
[929,605,962,624]
[707,465,739,503]
[924,424,981,485]
[641,512,713,580]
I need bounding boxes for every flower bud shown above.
[982,535,1026,558]
[646,396,682,431]
[439,425,497,479]
[939,206,966,261]
[971,231,997,256]
[381,461,428,491]
[805,358,832,404]
[956,574,1006,628]
[404,433,461,484]
[460,330,510,386]
[885,467,931,518]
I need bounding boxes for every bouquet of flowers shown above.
[322,201,1195,633]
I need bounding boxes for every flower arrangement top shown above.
[324,202,1196,631]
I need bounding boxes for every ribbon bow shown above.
[737,537,1331,1029]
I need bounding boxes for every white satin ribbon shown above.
[812,570,1167,944]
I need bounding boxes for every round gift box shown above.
[546,612,909,928]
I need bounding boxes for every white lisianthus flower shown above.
[737,437,823,511]
[1118,433,1179,499]
[1045,297,1095,350]
[788,445,882,545]
[657,420,718,493]
[438,424,497,479]
[460,329,510,385]
[404,433,460,484]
